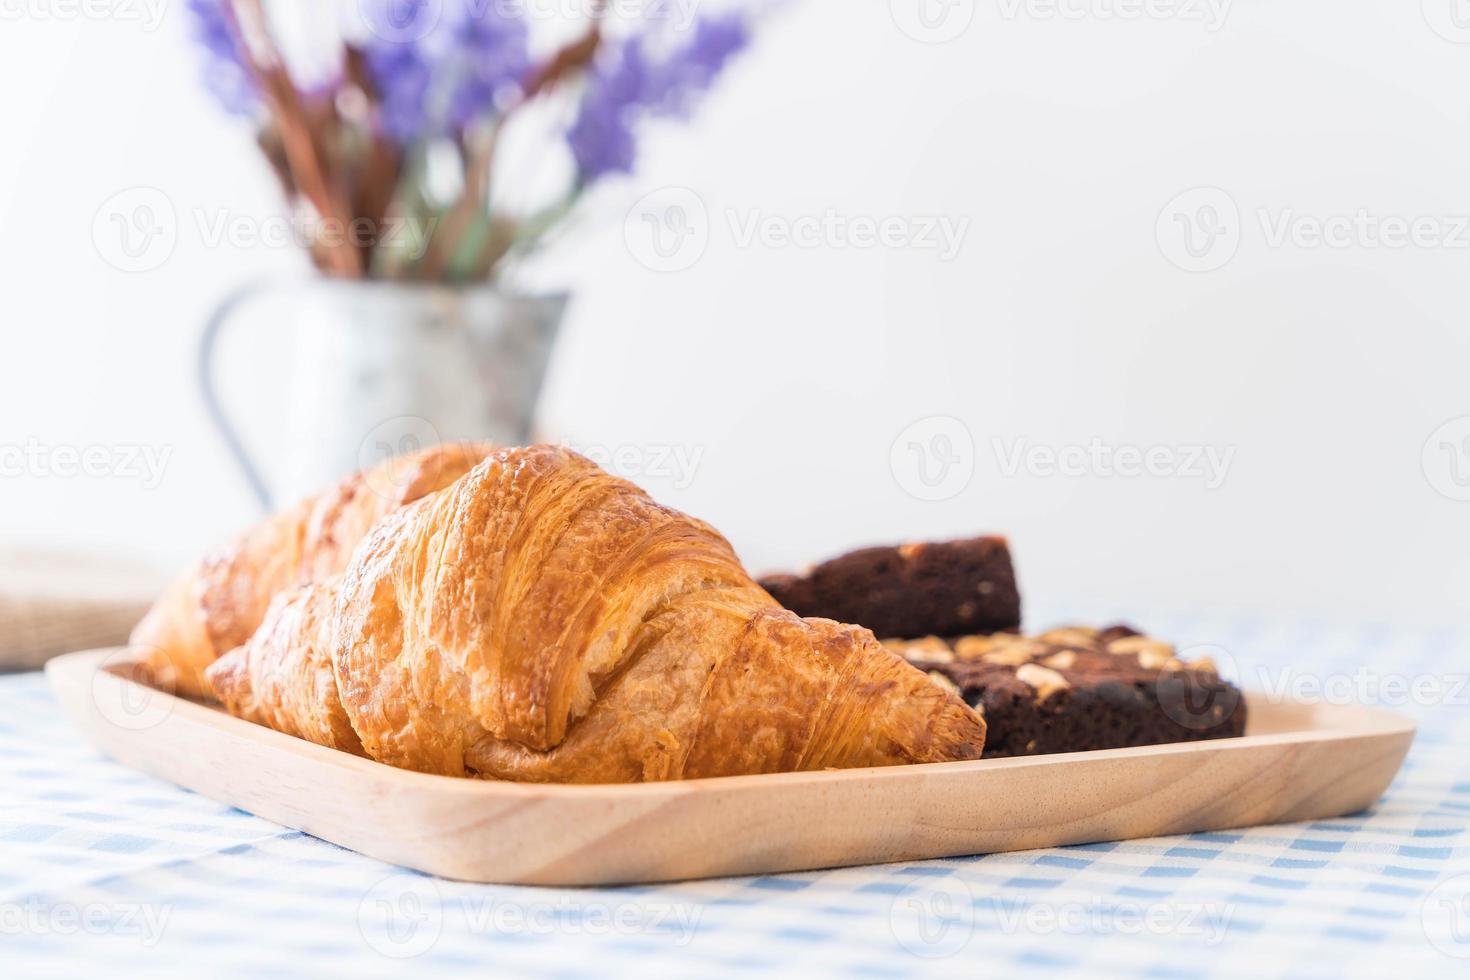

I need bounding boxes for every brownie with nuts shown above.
[884,625,1247,758]
[758,537,1021,640]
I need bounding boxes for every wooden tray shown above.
[47,648,1415,887]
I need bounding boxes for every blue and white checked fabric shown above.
[3,610,1469,979]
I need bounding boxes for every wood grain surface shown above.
[47,648,1415,886]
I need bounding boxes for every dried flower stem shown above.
[418,2,608,280]
[227,0,362,277]
[190,0,750,282]
[343,46,403,270]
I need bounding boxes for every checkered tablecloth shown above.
[3,610,1469,978]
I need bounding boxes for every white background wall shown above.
[2,1,1468,627]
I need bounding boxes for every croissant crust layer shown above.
[207,445,986,782]
[130,443,493,698]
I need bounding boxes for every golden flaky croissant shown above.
[130,443,494,698]
[206,445,987,782]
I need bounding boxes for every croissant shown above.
[130,442,494,699]
[206,445,987,782]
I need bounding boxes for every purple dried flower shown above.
[646,15,751,118]
[566,39,650,182]
[567,15,751,183]
[186,0,258,116]
[369,43,432,141]
[365,0,528,141]
[444,3,530,130]
[363,0,436,139]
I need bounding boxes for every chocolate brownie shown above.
[759,537,1021,639]
[883,625,1246,758]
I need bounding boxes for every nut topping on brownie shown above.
[893,624,1247,758]
[1014,663,1071,701]
[881,636,955,662]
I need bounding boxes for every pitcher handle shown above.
[198,280,278,513]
